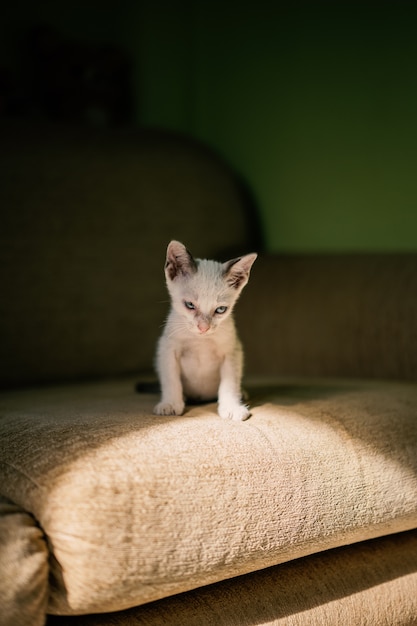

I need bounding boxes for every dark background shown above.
[2,0,417,253]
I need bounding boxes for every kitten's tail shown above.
[135,380,161,394]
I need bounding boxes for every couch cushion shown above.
[0,377,416,615]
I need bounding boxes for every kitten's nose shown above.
[197,321,210,334]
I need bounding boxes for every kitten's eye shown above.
[215,306,228,315]
[184,301,196,310]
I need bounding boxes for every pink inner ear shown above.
[227,271,247,289]
[224,254,256,289]
[165,242,197,280]
[165,259,178,281]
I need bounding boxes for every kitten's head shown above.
[164,240,257,336]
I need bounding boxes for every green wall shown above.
[3,1,417,252]
[133,2,417,253]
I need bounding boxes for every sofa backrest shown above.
[0,120,261,388]
[237,253,417,382]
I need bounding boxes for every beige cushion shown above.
[1,377,417,616]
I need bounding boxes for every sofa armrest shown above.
[0,497,49,626]
[0,120,261,389]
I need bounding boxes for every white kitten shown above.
[154,241,257,421]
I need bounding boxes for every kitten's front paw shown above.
[218,402,251,422]
[153,401,185,416]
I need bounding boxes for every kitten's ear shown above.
[165,240,197,281]
[223,253,257,290]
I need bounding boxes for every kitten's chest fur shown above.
[165,311,239,401]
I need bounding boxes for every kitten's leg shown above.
[218,345,251,421]
[153,340,185,416]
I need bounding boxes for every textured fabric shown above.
[1,377,416,616]
[0,497,49,626]
[238,254,417,380]
[47,529,417,625]
[0,120,259,388]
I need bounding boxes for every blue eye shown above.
[215,306,228,315]
[184,301,196,310]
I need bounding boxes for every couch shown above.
[1,120,417,626]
